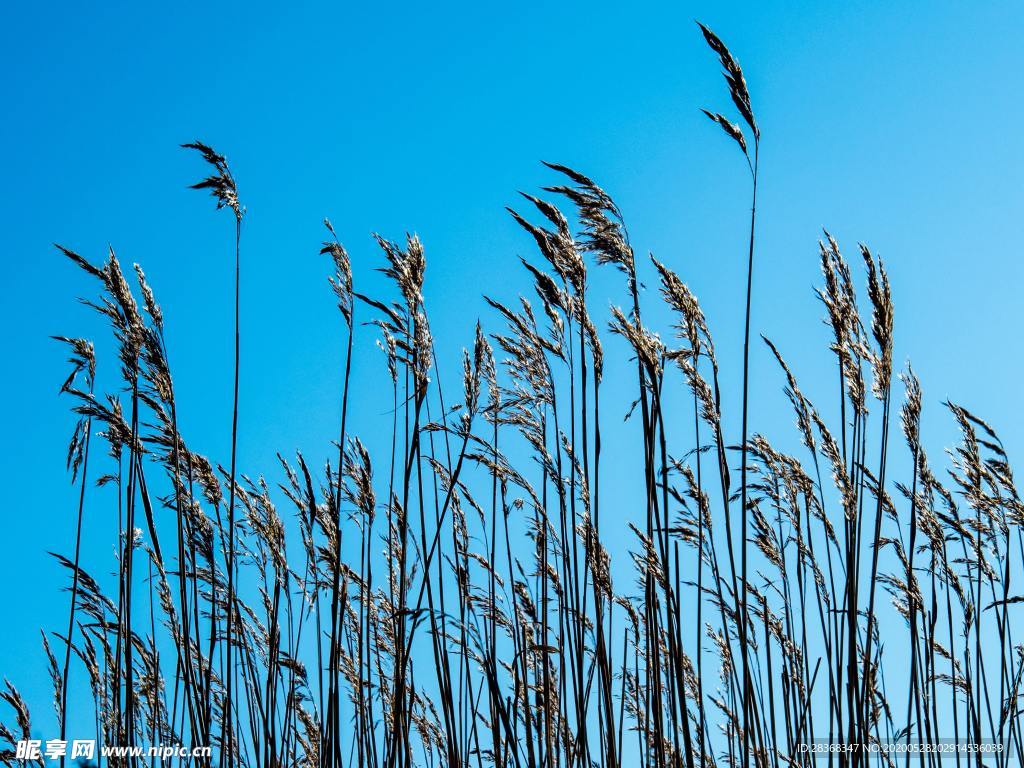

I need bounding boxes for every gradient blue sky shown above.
[2,0,1023,738]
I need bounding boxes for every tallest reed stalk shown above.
[698,21,761,765]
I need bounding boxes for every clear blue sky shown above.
[2,0,1022,739]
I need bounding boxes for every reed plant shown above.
[3,23,1022,768]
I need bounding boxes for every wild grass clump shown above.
[4,23,1023,768]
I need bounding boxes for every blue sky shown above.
[2,0,1023,742]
